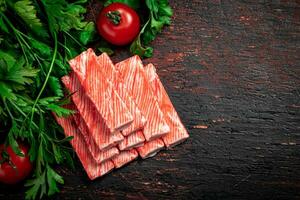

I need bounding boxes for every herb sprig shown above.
[0,0,95,199]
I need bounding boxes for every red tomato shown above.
[97,3,140,46]
[0,142,33,184]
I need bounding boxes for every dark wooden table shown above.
[1,1,300,199]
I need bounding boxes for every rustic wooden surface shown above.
[1,0,300,199]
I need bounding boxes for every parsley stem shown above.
[58,41,72,57]
[0,14,29,64]
[17,35,46,76]
[15,34,29,64]
[8,99,26,118]
[2,98,14,120]
[16,31,47,75]
[30,33,58,129]
[63,31,85,49]
[8,99,39,130]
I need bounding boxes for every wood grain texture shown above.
[1,0,299,199]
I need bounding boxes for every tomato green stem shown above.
[0,150,9,164]
[0,149,17,170]
[106,10,121,25]
[9,160,17,170]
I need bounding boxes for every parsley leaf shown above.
[130,19,153,58]
[12,0,49,38]
[25,170,47,200]
[46,165,64,196]
[0,82,16,99]
[0,51,39,91]
[79,22,96,45]
[47,76,63,97]
[42,0,88,34]
[46,103,74,117]
[130,0,173,57]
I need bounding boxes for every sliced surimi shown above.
[118,130,145,151]
[112,149,138,168]
[137,139,165,159]
[54,112,114,180]
[68,48,133,134]
[144,64,189,148]
[97,53,146,136]
[115,56,170,141]
[71,105,120,163]
[62,73,124,150]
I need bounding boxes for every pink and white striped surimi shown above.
[137,139,165,159]
[53,112,114,180]
[118,131,145,151]
[115,56,170,141]
[144,64,189,148]
[68,48,133,134]
[71,105,120,163]
[62,73,124,150]
[97,54,146,136]
[112,149,138,168]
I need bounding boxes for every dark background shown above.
[1,0,300,199]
